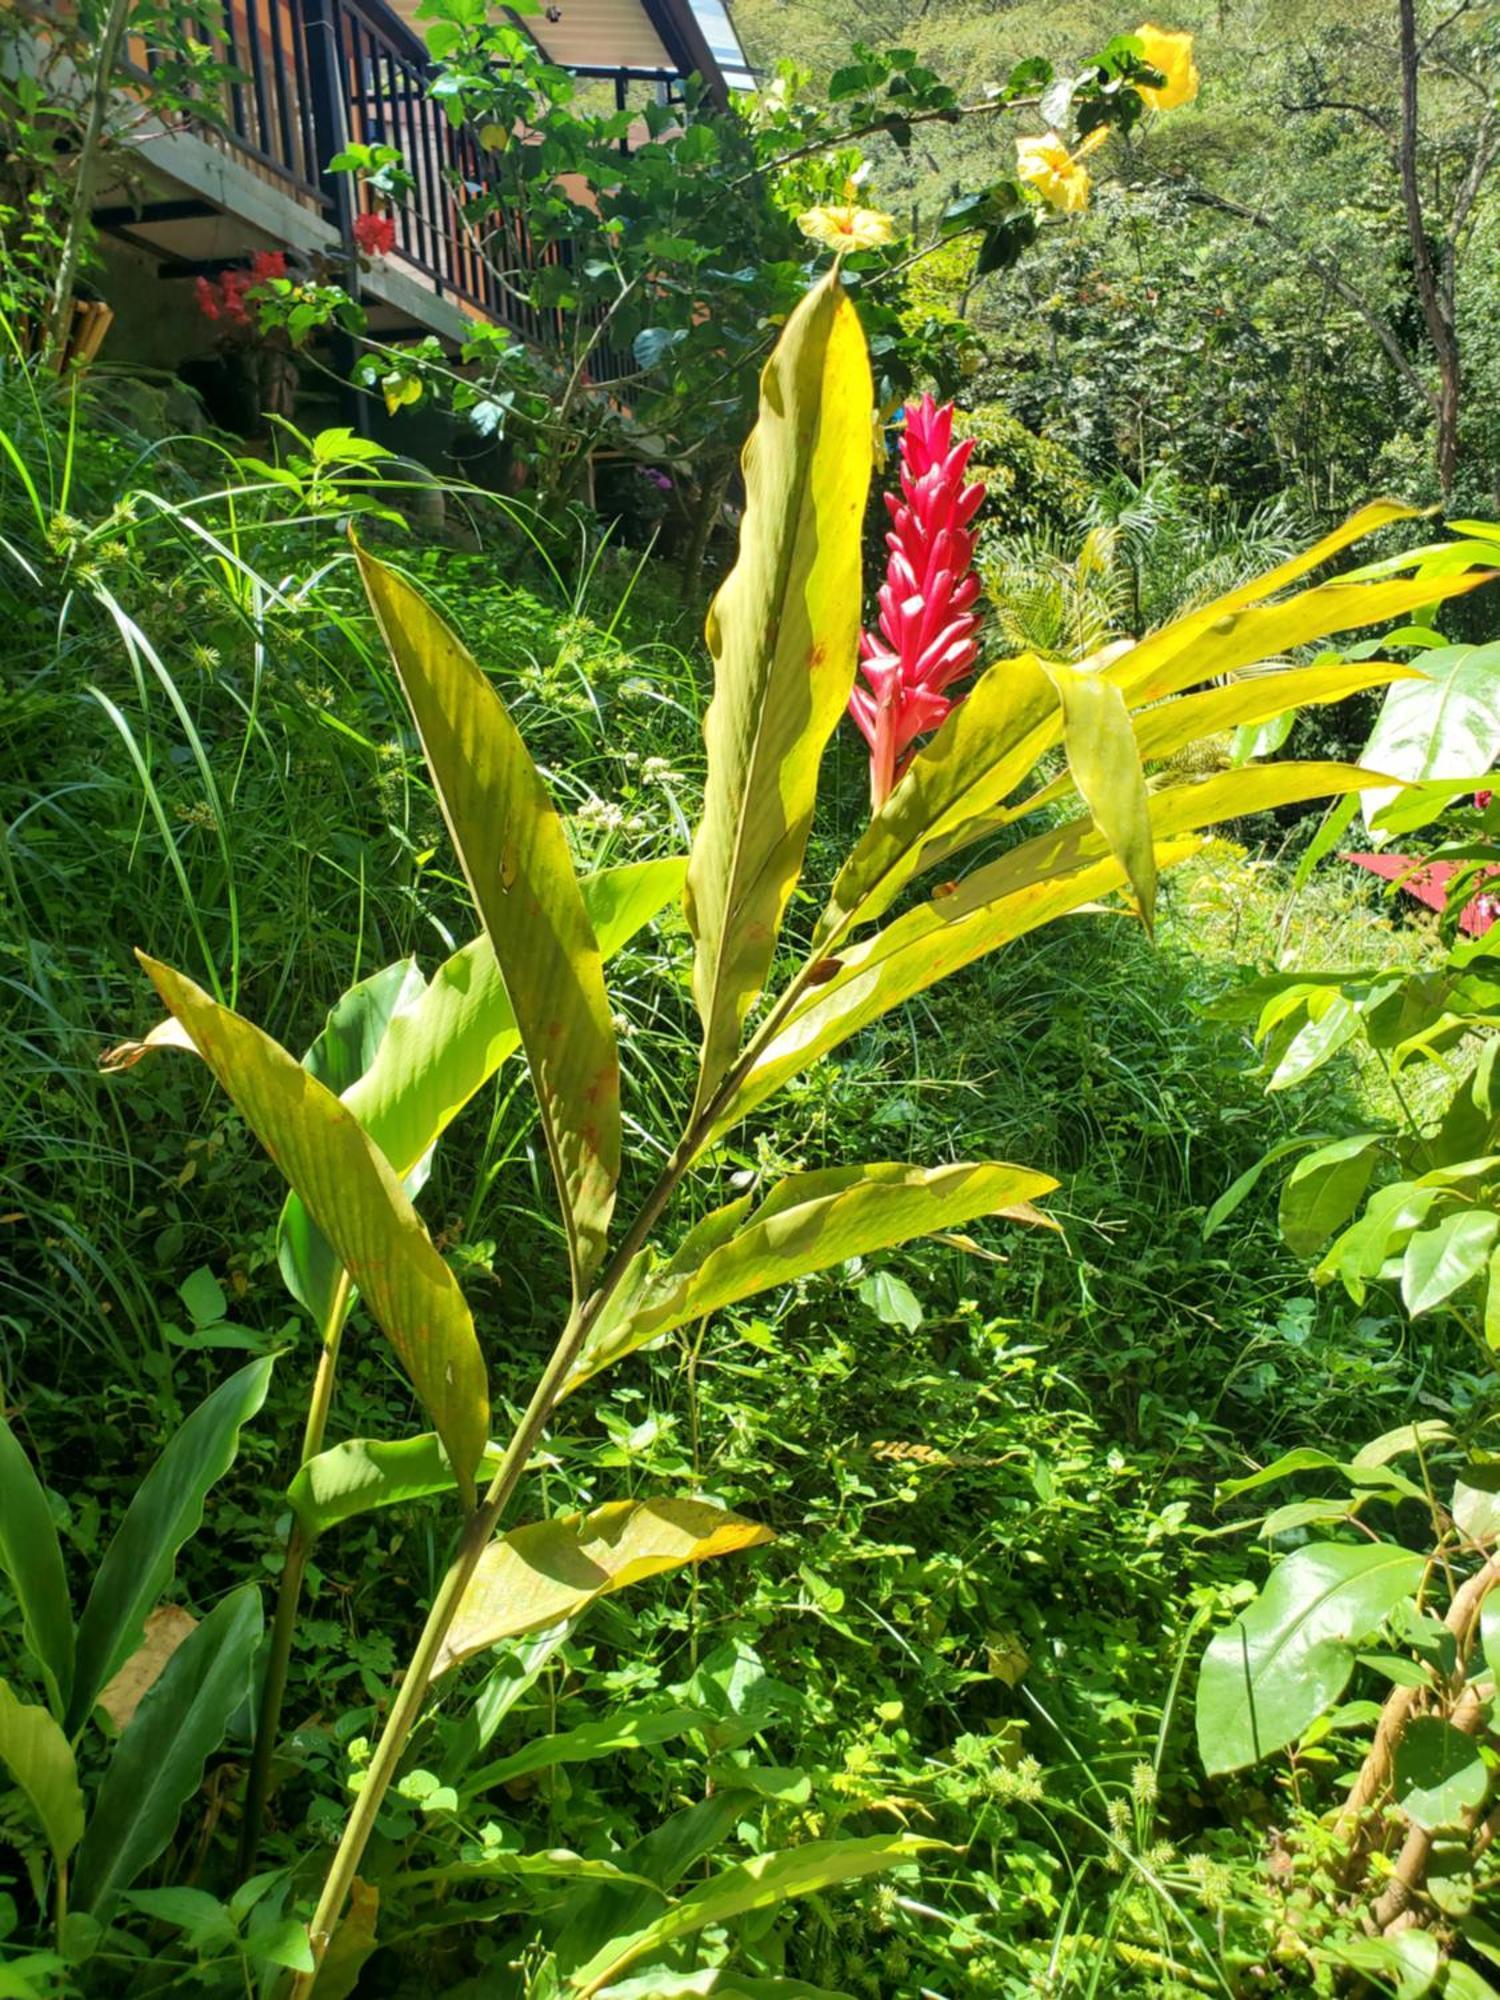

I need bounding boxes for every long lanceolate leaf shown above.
[823,525,1494,943]
[685,267,873,1113]
[279,859,686,1327]
[0,1418,75,1718]
[0,1681,83,1866]
[68,1354,273,1734]
[567,1160,1059,1392]
[356,546,620,1298]
[435,1499,773,1676]
[567,1834,948,1996]
[135,958,489,1507]
[74,1584,263,1920]
[714,763,1388,1140]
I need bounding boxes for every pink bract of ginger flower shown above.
[847,394,986,811]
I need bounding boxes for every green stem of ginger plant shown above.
[290,950,829,1988]
[239,1270,354,1875]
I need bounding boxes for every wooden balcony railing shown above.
[129,0,686,347]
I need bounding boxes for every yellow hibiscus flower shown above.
[1134,23,1199,110]
[1015,132,1093,214]
[797,204,896,253]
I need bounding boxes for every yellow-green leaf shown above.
[568,1160,1057,1392]
[685,267,873,1110]
[1042,660,1156,936]
[435,1499,772,1677]
[279,859,684,1322]
[0,1680,84,1865]
[817,651,1060,945]
[356,545,620,1295]
[137,956,489,1505]
[568,1833,949,1995]
[718,759,1385,1138]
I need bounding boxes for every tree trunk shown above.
[1397,0,1461,501]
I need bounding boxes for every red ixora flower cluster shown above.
[194,250,286,327]
[353,211,397,258]
[848,394,986,811]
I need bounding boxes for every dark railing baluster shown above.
[265,0,298,183]
[242,0,276,159]
[219,0,249,149]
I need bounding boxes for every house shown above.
[87,0,752,373]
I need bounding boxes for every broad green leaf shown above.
[1195,1541,1424,1773]
[1278,1135,1384,1255]
[1318,1932,1441,2000]
[0,1681,83,1863]
[1453,1464,1500,1545]
[280,861,684,1327]
[0,1418,74,1717]
[721,763,1379,1138]
[74,1584,262,1920]
[1041,660,1156,935]
[279,957,429,1330]
[567,1833,946,1995]
[1483,1600,1500,1682]
[568,1161,1057,1392]
[1267,992,1362,1090]
[1352,1421,1453,1466]
[1401,1209,1500,1317]
[1393,1717,1489,1831]
[435,1499,772,1677]
[1316,1180,1447,1298]
[464,1704,711,1799]
[68,1355,273,1733]
[135,958,488,1508]
[1203,1135,1328,1238]
[289,1432,507,1536]
[1361,641,1500,835]
[356,544,620,1295]
[684,267,873,1107]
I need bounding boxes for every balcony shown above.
[92,0,750,348]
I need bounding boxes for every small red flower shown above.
[249,249,287,284]
[193,275,221,322]
[848,395,986,811]
[353,212,397,258]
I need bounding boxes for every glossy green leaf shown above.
[1196,1541,1424,1773]
[136,958,488,1508]
[1278,1135,1384,1256]
[1316,1180,1447,1299]
[68,1354,273,1733]
[1393,1717,1489,1831]
[1041,659,1156,935]
[356,544,620,1294]
[0,1681,84,1863]
[1401,1209,1500,1317]
[0,1417,74,1717]
[685,267,873,1107]
[288,1432,505,1536]
[436,1499,772,1677]
[567,1834,947,1995]
[1203,1134,1328,1238]
[74,1584,263,1919]
[1452,1464,1500,1545]
[568,1161,1057,1391]
[1361,640,1500,835]
[280,861,683,1327]
[1318,1932,1440,2000]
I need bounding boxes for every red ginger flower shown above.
[848,394,986,810]
[353,211,396,258]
